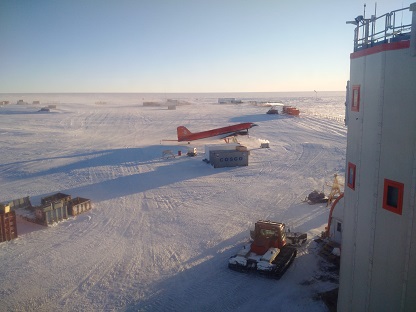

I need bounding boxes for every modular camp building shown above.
[209,150,249,168]
[205,143,240,161]
[338,4,416,311]
[67,197,92,216]
[34,192,72,225]
[35,201,68,226]
[0,204,18,243]
[41,193,71,206]
[8,196,31,210]
[205,144,249,168]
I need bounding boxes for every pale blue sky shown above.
[0,0,413,93]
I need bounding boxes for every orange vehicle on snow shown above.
[228,220,307,279]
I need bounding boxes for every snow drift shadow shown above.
[29,146,217,203]
[2,145,185,179]
[0,108,61,115]
[61,162,216,202]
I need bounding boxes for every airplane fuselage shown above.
[177,122,257,142]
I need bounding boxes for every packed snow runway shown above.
[0,94,346,311]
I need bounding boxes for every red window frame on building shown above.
[352,85,360,112]
[347,162,356,190]
[382,179,404,215]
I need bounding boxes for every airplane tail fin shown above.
[177,126,192,141]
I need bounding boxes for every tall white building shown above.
[338,4,416,311]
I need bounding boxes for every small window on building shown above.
[383,179,404,215]
[336,222,342,232]
[352,85,360,112]
[347,162,356,190]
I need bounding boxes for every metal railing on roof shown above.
[348,6,412,52]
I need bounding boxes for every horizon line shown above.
[0,90,345,94]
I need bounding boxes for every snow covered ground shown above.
[0,93,346,311]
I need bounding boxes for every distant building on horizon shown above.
[218,98,242,104]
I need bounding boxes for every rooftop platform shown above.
[348,3,416,53]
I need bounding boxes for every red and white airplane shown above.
[176,122,257,142]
